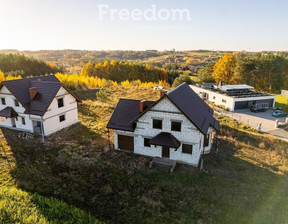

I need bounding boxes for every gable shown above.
[130,83,219,134]
[0,86,12,95]
[137,96,197,130]
[151,96,180,113]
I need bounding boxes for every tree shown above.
[0,70,4,83]
[80,62,94,77]
[212,53,236,84]
[198,63,215,83]
[172,74,192,88]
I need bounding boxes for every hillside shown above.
[0,49,226,73]
[1,86,288,223]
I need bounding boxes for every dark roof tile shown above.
[149,132,181,148]
[0,106,19,118]
[107,82,219,134]
[107,99,154,132]
[1,75,80,116]
[166,83,219,133]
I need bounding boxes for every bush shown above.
[96,89,108,102]
[172,74,192,88]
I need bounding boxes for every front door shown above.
[33,121,42,134]
[11,118,16,127]
[162,146,170,158]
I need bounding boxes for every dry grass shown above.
[1,86,288,223]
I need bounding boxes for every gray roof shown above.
[107,82,219,134]
[149,132,181,148]
[107,99,155,131]
[165,83,219,133]
[0,106,19,118]
[0,75,80,116]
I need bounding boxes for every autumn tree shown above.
[212,53,236,84]
[172,74,192,88]
[0,70,4,83]
[198,63,215,83]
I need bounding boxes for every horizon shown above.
[1,0,288,51]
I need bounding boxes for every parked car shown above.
[250,105,267,112]
[272,110,287,117]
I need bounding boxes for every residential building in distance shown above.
[190,83,276,111]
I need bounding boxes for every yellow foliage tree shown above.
[0,71,4,83]
[212,53,236,84]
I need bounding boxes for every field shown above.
[275,95,288,112]
[1,86,288,223]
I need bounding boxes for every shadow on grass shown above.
[2,124,288,224]
[73,89,100,101]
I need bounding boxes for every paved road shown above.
[216,108,288,140]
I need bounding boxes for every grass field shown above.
[1,86,288,223]
[275,95,288,112]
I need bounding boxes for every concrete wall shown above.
[113,96,215,166]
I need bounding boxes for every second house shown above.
[107,83,219,166]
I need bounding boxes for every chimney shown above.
[139,100,146,113]
[160,91,166,99]
[29,87,38,100]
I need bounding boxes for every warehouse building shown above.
[190,83,275,111]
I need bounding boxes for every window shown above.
[1,98,6,105]
[204,134,210,147]
[222,99,227,103]
[213,96,216,100]
[59,114,66,122]
[144,138,151,147]
[153,119,162,129]
[57,98,64,108]
[171,121,181,132]
[182,144,193,154]
[14,99,19,107]
[21,117,26,125]
[0,117,5,122]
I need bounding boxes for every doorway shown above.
[11,118,16,127]
[162,146,170,158]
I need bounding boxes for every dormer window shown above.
[1,98,6,105]
[57,98,64,108]
[14,99,19,107]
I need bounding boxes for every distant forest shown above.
[80,61,168,82]
[1,49,288,92]
[0,54,62,77]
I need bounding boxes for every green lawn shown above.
[1,86,288,223]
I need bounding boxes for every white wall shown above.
[190,85,276,111]
[190,85,235,111]
[0,85,79,136]
[0,86,34,132]
[43,87,78,136]
[114,96,215,166]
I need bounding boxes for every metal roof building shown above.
[190,83,276,111]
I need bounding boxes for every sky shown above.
[0,0,288,51]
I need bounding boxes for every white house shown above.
[107,83,219,167]
[0,75,80,136]
[191,83,276,111]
